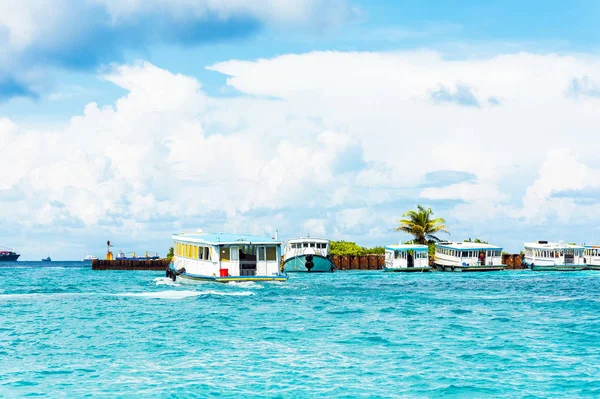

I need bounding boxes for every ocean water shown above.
[1,263,600,398]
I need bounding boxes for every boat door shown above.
[407,250,414,268]
[257,246,267,275]
[565,251,574,264]
[230,246,240,276]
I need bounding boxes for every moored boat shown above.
[82,255,99,262]
[0,247,20,262]
[434,242,506,272]
[584,246,600,270]
[384,244,431,272]
[283,237,335,272]
[523,241,585,271]
[168,231,288,283]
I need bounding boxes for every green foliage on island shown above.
[167,247,174,259]
[330,241,385,256]
[395,205,449,245]
[464,238,489,244]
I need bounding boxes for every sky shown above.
[2,0,600,260]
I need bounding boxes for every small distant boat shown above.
[115,250,160,261]
[41,256,51,262]
[584,245,600,270]
[434,242,506,272]
[0,247,20,262]
[283,237,335,272]
[384,244,431,272]
[524,241,586,271]
[168,231,288,283]
[82,255,99,262]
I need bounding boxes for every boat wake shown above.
[114,290,255,299]
[114,290,203,299]
[226,281,264,289]
[154,277,180,287]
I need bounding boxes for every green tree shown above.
[464,238,488,244]
[395,205,449,245]
[330,241,366,256]
[167,247,174,259]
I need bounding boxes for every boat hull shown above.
[283,254,335,273]
[169,265,288,283]
[0,254,20,262]
[383,266,431,272]
[531,265,586,271]
[179,272,288,283]
[434,264,506,272]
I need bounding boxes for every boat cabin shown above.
[284,238,329,261]
[584,245,600,267]
[524,241,585,266]
[172,232,283,279]
[435,242,503,267]
[384,244,429,269]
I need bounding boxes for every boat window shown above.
[266,246,277,261]
[310,243,315,248]
[204,247,210,260]
[220,248,230,261]
[303,243,309,248]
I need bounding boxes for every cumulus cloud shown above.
[0,0,356,99]
[5,50,600,257]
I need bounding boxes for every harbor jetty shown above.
[92,259,170,271]
[91,255,524,271]
[331,253,525,271]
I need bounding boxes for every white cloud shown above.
[5,49,600,257]
[521,149,600,224]
[420,182,509,202]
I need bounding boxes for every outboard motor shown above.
[305,254,314,272]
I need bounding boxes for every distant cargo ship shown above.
[0,248,20,262]
[115,250,160,261]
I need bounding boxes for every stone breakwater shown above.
[92,259,170,270]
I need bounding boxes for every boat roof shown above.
[173,232,281,245]
[385,244,428,251]
[287,237,329,244]
[436,242,502,250]
[525,242,584,249]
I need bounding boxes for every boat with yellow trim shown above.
[167,230,288,283]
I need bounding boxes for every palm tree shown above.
[395,205,449,244]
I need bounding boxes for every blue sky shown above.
[1,0,600,259]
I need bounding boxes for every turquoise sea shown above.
[1,263,600,398]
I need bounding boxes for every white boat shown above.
[584,245,600,270]
[523,241,585,271]
[384,244,431,272]
[168,231,287,283]
[434,242,505,271]
[82,255,98,261]
[283,237,335,272]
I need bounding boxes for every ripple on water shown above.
[1,264,600,397]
